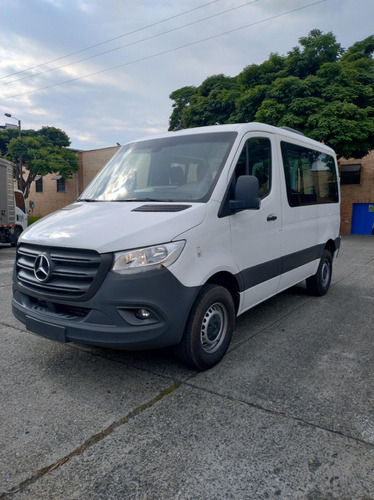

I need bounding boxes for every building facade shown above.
[339,150,374,235]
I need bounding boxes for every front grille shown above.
[16,243,113,301]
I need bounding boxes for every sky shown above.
[1,0,373,151]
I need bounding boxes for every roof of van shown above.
[130,123,336,154]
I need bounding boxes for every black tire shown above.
[177,284,235,371]
[306,249,332,296]
[10,227,22,247]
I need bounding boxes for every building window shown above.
[57,177,65,192]
[340,164,361,185]
[35,177,43,192]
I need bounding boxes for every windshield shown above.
[78,132,236,202]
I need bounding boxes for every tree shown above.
[169,75,239,129]
[0,126,79,199]
[169,86,196,130]
[237,52,285,89]
[340,35,374,62]
[168,30,374,159]
[285,29,343,78]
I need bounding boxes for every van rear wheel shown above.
[306,249,332,296]
[177,284,235,371]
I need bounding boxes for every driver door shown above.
[228,134,282,314]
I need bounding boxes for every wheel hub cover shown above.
[207,313,221,341]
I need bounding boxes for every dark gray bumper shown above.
[12,268,200,350]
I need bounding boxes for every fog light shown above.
[135,308,151,320]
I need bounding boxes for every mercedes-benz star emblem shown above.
[34,254,51,282]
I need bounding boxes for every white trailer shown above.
[0,157,27,245]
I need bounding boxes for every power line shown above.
[0,0,327,102]
[0,0,259,87]
[0,0,221,81]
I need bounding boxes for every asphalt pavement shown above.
[1,236,374,500]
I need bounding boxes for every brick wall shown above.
[339,150,374,234]
[28,172,79,218]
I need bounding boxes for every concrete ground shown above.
[0,235,374,500]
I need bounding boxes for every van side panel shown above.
[317,204,341,255]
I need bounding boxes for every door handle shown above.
[267,214,277,221]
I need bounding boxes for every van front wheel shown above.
[177,284,235,370]
[306,249,332,296]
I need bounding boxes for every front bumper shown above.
[12,268,200,350]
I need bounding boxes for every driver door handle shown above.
[267,214,277,221]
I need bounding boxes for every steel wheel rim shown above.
[200,302,228,354]
[321,259,331,288]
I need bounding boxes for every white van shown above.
[12,123,340,370]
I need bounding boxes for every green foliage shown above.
[230,85,268,123]
[238,53,285,89]
[285,29,343,78]
[169,86,197,130]
[198,74,237,97]
[0,128,19,153]
[0,126,78,199]
[169,75,239,129]
[307,101,374,159]
[168,30,374,159]
[38,126,71,147]
[340,35,374,62]
[28,215,41,225]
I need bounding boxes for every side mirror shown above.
[229,175,260,213]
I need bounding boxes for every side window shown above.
[281,141,339,207]
[15,191,26,213]
[233,138,271,198]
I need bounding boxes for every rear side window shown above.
[281,141,339,207]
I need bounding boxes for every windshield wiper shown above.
[78,198,98,202]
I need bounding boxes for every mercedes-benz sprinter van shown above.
[12,123,340,370]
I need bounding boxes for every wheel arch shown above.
[206,271,240,314]
[324,237,339,258]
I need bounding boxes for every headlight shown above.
[112,241,185,274]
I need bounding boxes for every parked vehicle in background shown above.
[0,157,27,246]
[12,123,340,369]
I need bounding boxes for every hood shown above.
[20,201,206,253]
